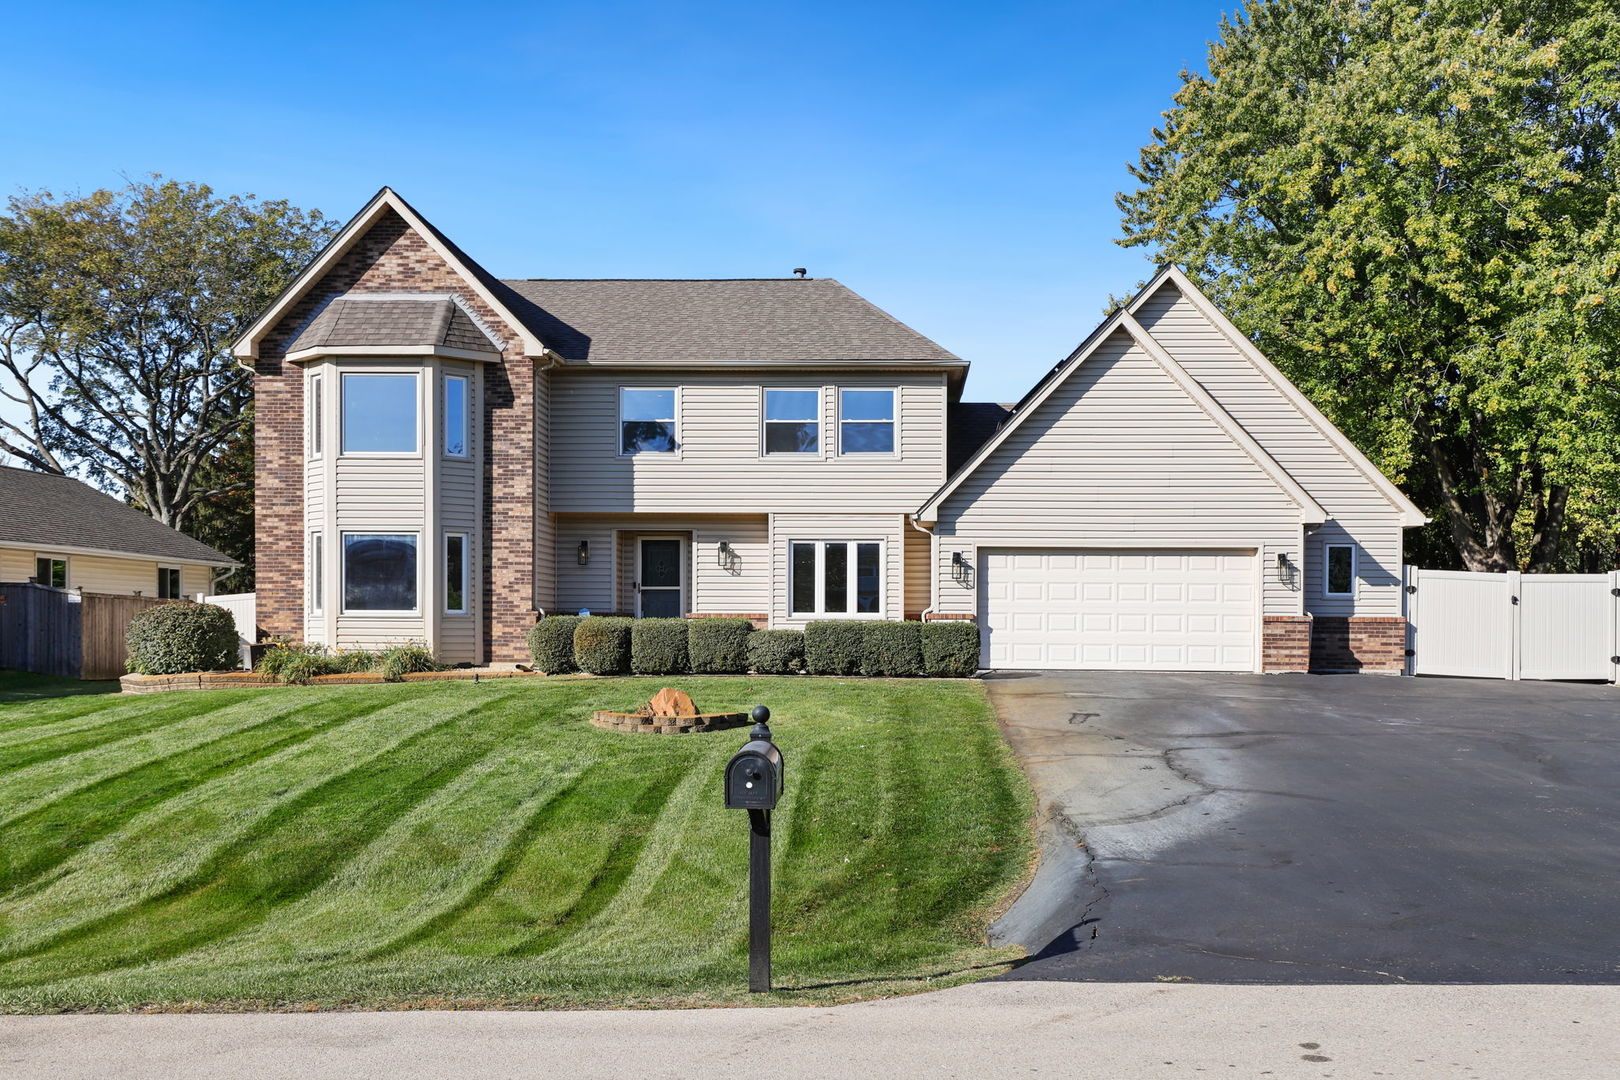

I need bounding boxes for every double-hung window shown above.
[764,389,820,454]
[444,374,469,457]
[34,556,67,590]
[157,566,183,600]
[444,533,468,615]
[341,373,418,454]
[839,389,894,454]
[621,388,677,454]
[789,541,883,616]
[343,533,418,612]
[1324,543,1356,598]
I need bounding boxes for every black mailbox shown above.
[725,707,784,810]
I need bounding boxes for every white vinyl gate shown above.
[1404,567,1619,682]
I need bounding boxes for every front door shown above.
[637,537,685,618]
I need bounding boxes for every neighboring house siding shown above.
[549,371,948,514]
[768,513,907,628]
[0,546,212,598]
[931,330,1302,617]
[1134,285,1405,616]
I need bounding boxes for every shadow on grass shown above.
[776,960,1016,993]
[0,671,122,704]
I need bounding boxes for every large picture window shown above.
[343,533,418,612]
[342,373,418,454]
[839,389,895,454]
[444,374,469,457]
[620,388,677,454]
[789,541,883,616]
[1325,543,1356,597]
[764,389,820,454]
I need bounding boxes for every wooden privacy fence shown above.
[0,583,174,681]
[1404,567,1620,683]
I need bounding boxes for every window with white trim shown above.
[789,541,883,616]
[444,532,468,615]
[157,566,183,600]
[1324,543,1356,597]
[764,389,820,454]
[34,556,67,590]
[620,388,677,454]
[309,374,324,456]
[309,533,324,614]
[444,374,469,458]
[341,373,418,454]
[343,533,417,612]
[839,389,894,454]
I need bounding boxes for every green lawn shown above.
[0,672,1032,1011]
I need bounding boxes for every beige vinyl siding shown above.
[1134,286,1404,616]
[694,516,770,614]
[0,545,214,598]
[182,565,212,597]
[769,513,906,628]
[436,361,482,664]
[553,514,767,617]
[932,329,1301,617]
[549,371,948,515]
[0,546,32,583]
[532,367,556,612]
[902,516,931,619]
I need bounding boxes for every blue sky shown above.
[0,0,1231,404]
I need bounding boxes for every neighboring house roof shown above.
[497,278,964,367]
[947,401,1016,473]
[0,466,236,567]
[284,294,501,357]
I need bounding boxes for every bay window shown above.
[789,540,883,616]
[444,374,469,457]
[343,533,417,612]
[342,373,418,454]
[444,533,468,615]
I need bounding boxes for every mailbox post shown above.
[725,706,784,993]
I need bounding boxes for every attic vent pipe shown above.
[792,267,807,278]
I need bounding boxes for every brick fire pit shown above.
[590,687,748,735]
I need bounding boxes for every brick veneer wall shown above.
[1262,615,1312,672]
[255,207,540,661]
[1310,616,1407,673]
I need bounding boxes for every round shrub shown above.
[688,617,752,674]
[865,620,924,676]
[921,620,981,677]
[631,618,690,675]
[528,615,582,674]
[747,629,805,675]
[803,620,869,676]
[574,616,632,675]
[125,602,239,675]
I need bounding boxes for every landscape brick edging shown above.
[120,669,547,694]
[589,711,749,734]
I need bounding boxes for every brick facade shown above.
[255,207,540,662]
[1261,615,1312,672]
[1310,616,1407,673]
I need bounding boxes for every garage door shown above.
[978,549,1257,671]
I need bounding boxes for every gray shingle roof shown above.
[497,278,962,366]
[0,467,235,566]
[286,296,500,355]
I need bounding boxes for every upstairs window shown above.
[1325,544,1356,597]
[621,388,677,454]
[342,373,418,454]
[157,566,182,599]
[839,389,895,454]
[309,374,324,456]
[34,556,67,589]
[789,540,883,616]
[444,374,469,457]
[764,389,820,454]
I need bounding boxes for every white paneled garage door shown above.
[978,549,1258,671]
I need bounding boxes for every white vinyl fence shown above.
[202,591,257,669]
[1404,567,1619,683]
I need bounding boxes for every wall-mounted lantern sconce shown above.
[1275,551,1297,588]
[718,539,740,574]
[577,540,590,566]
[951,550,972,587]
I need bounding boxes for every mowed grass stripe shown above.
[0,694,239,769]
[0,683,540,987]
[0,694,403,897]
[0,686,505,953]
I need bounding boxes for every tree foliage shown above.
[1119,0,1620,570]
[0,178,334,540]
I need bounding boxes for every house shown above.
[233,188,1423,674]
[0,465,234,598]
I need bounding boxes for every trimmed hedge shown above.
[125,602,239,675]
[630,618,690,675]
[747,629,805,675]
[573,616,632,675]
[865,620,924,677]
[528,616,581,674]
[922,620,980,677]
[804,620,869,676]
[688,617,752,675]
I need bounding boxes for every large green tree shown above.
[0,179,333,568]
[1118,0,1620,571]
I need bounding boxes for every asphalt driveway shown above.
[985,671,1620,984]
